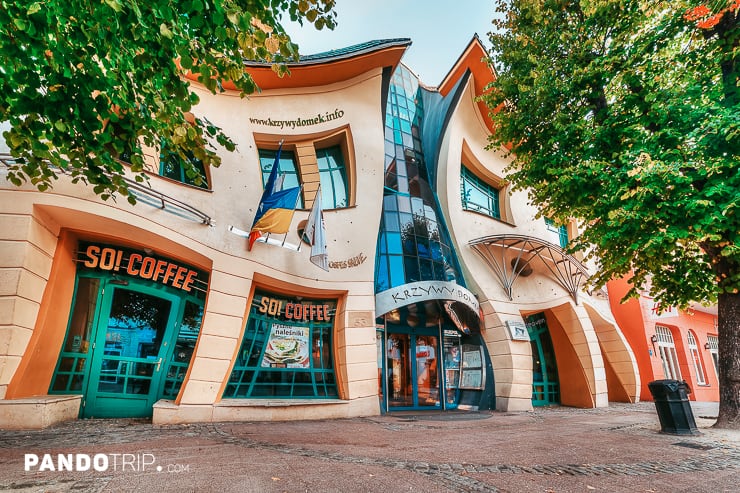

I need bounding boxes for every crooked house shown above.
[0,36,640,428]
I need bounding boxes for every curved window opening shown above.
[258,148,304,208]
[461,165,500,219]
[316,145,348,209]
[687,331,707,385]
[655,325,682,380]
[159,144,209,189]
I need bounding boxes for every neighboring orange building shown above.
[607,277,719,402]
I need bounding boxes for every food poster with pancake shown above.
[262,323,310,368]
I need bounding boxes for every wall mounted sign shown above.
[505,320,530,341]
[257,294,333,322]
[79,243,204,292]
[249,108,345,130]
[375,281,480,317]
[329,253,367,270]
[459,344,485,390]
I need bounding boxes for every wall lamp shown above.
[704,342,711,350]
[650,334,658,343]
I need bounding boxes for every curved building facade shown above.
[0,36,639,428]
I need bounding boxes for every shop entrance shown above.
[526,313,560,406]
[386,332,441,409]
[50,275,204,418]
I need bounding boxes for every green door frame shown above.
[50,271,204,418]
[526,313,560,406]
[83,279,182,418]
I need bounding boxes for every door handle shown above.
[156,358,162,372]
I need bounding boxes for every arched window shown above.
[655,325,682,380]
[687,331,707,385]
[707,334,719,379]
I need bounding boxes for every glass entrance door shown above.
[84,284,181,418]
[526,313,560,406]
[386,333,440,409]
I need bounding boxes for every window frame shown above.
[459,139,511,224]
[223,292,339,400]
[257,148,304,209]
[315,144,349,210]
[254,126,355,211]
[545,218,569,248]
[461,165,501,219]
[687,330,708,385]
[158,142,211,190]
[707,334,719,380]
[655,325,682,380]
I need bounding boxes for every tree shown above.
[0,0,336,202]
[484,0,739,428]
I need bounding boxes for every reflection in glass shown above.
[96,288,172,396]
[50,277,100,393]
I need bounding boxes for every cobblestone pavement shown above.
[0,402,737,492]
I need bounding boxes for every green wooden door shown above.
[83,281,181,418]
[526,313,560,406]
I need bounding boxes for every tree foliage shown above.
[485,0,739,427]
[0,0,336,202]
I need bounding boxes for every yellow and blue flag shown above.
[249,145,301,250]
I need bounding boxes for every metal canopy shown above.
[469,234,592,303]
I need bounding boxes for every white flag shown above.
[305,187,328,271]
[272,173,285,193]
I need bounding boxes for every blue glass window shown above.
[545,218,569,248]
[461,166,500,219]
[224,291,338,399]
[160,144,209,189]
[258,148,304,208]
[316,146,348,209]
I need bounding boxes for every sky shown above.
[283,0,496,86]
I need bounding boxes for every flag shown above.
[304,187,328,271]
[249,144,301,250]
[272,173,285,193]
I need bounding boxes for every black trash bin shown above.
[647,379,699,435]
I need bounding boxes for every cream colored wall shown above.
[0,69,387,422]
[0,203,58,399]
[435,78,638,410]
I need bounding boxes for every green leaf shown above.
[160,23,173,39]
[104,0,123,13]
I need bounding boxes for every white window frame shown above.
[687,331,707,385]
[707,334,719,380]
[655,325,682,380]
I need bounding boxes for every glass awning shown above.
[469,234,596,303]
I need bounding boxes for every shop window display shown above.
[224,290,338,399]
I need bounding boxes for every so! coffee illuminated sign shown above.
[257,294,333,322]
[80,244,202,292]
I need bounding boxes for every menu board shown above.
[459,345,484,390]
[460,369,482,389]
[462,348,482,368]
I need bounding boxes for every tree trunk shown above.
[715,291,740,428]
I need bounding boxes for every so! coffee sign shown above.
[80,243,203,292]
